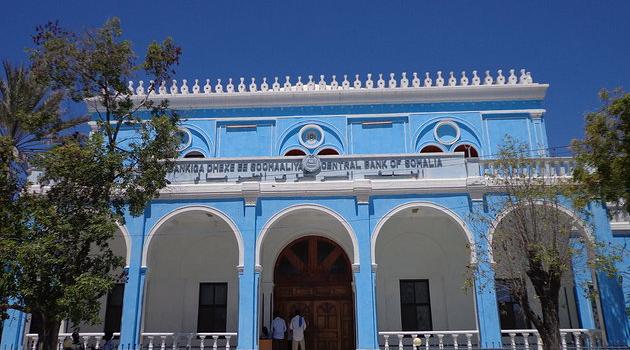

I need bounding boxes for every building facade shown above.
[2,69,630,350]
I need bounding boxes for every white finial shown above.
[496,70,505,85]
[249,77,257,92]
[412,72,421,87]
[284,76,291,90]
[261,77,269,92]
[331,75,339,89]
[192,79,200,94]
[215,78,223,93]
[472,71,480,86]
[354,74,361,89]
[318,75,326,91]
[238,77,246,92]
[526,72,533,84]
[377,73,385,88]
[400,72,409,88]
[366,73,374,89]
[128,81,134,94]
[342,75,350,89]
[227,78,235,93]
[460,71,469,86]
[273,77,281,91]
[204,79,211,93]
[296,76,303,90]
[508,69,517,85]
[170,79,178,94]
[436,71,444,87]
[519,69,527,84]
[388,73,396,88]
[136,80,145,95]
[423,72,431,87]
[159,80,167,94]
[148,80,155,94]
[448,71,456,86]
[306,75,314,91]
[180,79,189,94]
[484,70,493,85]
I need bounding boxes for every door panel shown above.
[274,236,355,350]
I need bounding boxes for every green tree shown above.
[0,60,87,176]
[572,89,630,214]
[0,18,182,350]
[469,138,618,350]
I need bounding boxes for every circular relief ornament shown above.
[433,120,461,145]
[176,127,193,151]
[299,124,325,149]
[302,154,321,173]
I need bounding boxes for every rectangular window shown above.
[400,279,432,331]
[198,283,228,332]
[104,283,125,332]
[496,279,530,330]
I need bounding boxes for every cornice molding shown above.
[86,84,548,113]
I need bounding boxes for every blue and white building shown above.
[2,69,630,350]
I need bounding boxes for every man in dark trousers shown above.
[270,312,287,350]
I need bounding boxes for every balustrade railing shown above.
[24,333,120,350]
[379,330,479,350]
[124,69,537,97]
[140,333,236,350]
[479,157,577,179]
[501,329,603,350]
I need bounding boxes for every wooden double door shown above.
[274,236,355,350]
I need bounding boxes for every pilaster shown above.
[237,203,259,350]
[353,201,379,350]
[1,308,27,350]
[119,214,148,348]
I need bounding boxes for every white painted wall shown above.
[375,212,477,332]
[75,229,128,333]
[143,212,239,333]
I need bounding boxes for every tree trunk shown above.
[538,296,562,350]
[37,313,61,350]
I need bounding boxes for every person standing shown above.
[270,312,287,350]
[289,310,307,350]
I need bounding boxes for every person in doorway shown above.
[289,310,307,350]
[103,331,115,350]
[270,312,287,350]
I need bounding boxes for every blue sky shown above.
[2,1,629,155]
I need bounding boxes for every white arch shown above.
[255,203,360,267]
[115,223,132,267]
[371,201,476,265]
[142,205,245,268]
[488,200,594,261]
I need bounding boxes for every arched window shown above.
[318,148,339,155]
[183,151,205,158]
[420,145,443,153]
[453,144,479,158]
[284,149,306,156]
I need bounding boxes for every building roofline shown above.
[85,70,548,112]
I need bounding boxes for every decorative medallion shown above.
[176,127,193,151]
[302,155,321,173]
[433,120,461,145]
[299,124,325,149]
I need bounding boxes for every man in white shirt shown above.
[270,312,287,350]
[289,310,307,350]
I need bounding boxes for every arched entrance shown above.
[274,236,355,350]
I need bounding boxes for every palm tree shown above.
[0,60,88,170]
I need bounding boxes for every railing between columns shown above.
[501,329,604,350]
[141,333,236,350]
[24,333,121,350]
[379,331,479,350]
